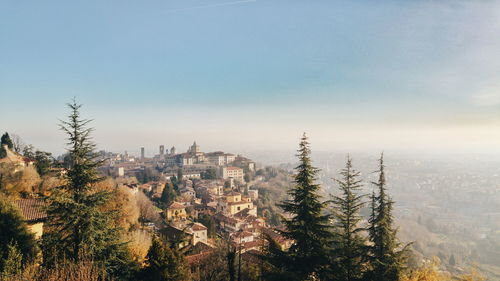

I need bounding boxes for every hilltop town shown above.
[0,136,292,275]
[98,141,291,261]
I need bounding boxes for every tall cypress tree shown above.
[43,100,131,277]
[367,153,409,281]
[329,156,367,281]
[161,181,177,208]
[269,133,331,280]
[0,133,13,150]
[0,132,13,158]
[368,190,377,244]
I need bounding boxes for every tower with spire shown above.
[189,141,200,154]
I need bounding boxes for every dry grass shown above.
[0,260,112,281]
[401,258,486,281]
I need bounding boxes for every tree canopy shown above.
[266,133,331,280]
[42,100,132,278]
[0,194,38,273]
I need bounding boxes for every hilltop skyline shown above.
[2,0,500,155]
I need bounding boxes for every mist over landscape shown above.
[1,0,500,280]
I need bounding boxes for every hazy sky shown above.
[1,0,500,156]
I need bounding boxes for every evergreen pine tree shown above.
[1,241,23,277]
[1,133,13,149]
[0,132,13,158]
[268,133,331,280]
[142,236,190,281]
[161,181,177,208]
[367,153,410,281]
[42,100,132,277]
[329,156,367,281]
[368,189,377,244]
[227,244,237,281]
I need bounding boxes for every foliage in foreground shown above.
[265,133,332,280]
[400,259,485,281]
[263,136,412,281]
[328,156,367,281]
[0,194,38,273]
[0,260,113,281]
[42,101,134,278]
[139,235,190,281]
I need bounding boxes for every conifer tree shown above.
[1,241,23,277]
[0,132,13,158]
[367,153,409,281]
[42,100,131,277]
[368,190,377,244]
[161,181,177,208]
[227,244,237,281]
[141,236,190,281]
[329,156,367,281]
[1,133,13,150]
[268,133,331,280]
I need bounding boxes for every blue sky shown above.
[1,0,500,156]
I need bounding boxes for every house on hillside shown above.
[217,191,257,216]
[188,222,208,245]
[14,199,47,239]
[159,222,208,248]
[0,144,34,173]
[165,202,187,221]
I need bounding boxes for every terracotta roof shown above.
[190,222,207,231]
[187,241,214,255]
[225,191,241,196]
[241,250,262,263]
[242,240,264,251]
[214,213,239,224]
[168,202,185,209]
[261,228,288,244]
[15,199,47,222]
[186,251,212,265]
[233,231,253,239]
[227,201,250,206]
[158,225,193,241]
[225,166,242,171]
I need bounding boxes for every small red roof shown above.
[225,166,241,171]
[186,252,212,265]
[225,191,241,196]
[191,222,207,231]
[15,199,47,222]
[168,202,185,209]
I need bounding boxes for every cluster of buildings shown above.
[2,141,290,271]
[101,142,290,263]
[161,178,291,259]
[103,142,255,184]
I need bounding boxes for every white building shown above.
[220,166,245,182]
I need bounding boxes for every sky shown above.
[1,0,500,157]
